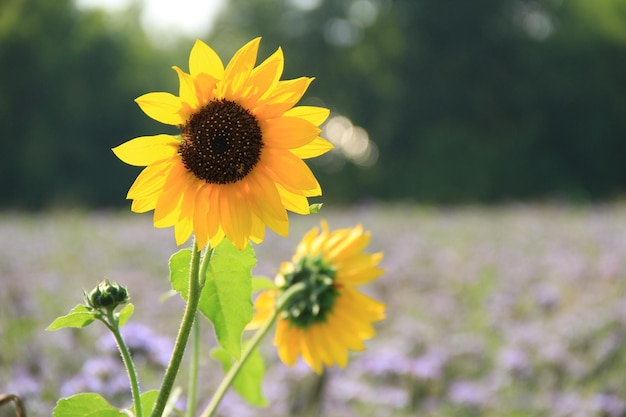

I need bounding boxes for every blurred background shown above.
[4,0,626,416]
[2,0,626,209]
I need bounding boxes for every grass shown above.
[2,203,626,417]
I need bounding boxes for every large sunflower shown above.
[113,38,332,250]
[249,221,386,373]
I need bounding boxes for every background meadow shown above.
[3,0,626,415]
[3,204,626,416]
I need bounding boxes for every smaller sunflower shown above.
[249,221,385,373]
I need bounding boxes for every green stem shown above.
[103,310,143,417]
[150,240,203,417]
[187,246,212,417]
[198,282,307,417]
[185,314,200,417]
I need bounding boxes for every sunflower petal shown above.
[262,117,320,149]
[189,39,225,80]
[283,106,330,126]
[261,148,321,196]
[275,184,310,215]
[219,185,252,250]
[245,172,289,236]
[135,92,184,125]
[113,135,180,167]
[241,47,284,108]
[127,160,173,199]
[253,77,313,120]
[290,137,334,159]
[173,66,199,110]
[220,37,261,99]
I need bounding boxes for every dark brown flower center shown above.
[179,99,263,184]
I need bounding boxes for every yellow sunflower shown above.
[249,221,386,373]
[112,38,333,250]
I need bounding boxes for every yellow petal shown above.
[174,216,193,245]
[253,77,313,120]
[131,196,158,213]
[153,163,187,226]
[327,314,366,351]
[127,160,173,199]
[283,106,330,126]
[275,184,310,215]
[290,137,334,159]
[261,117,320,149]
[240,47,284,108]
[324,225,366,260]
[113,135,179,167]
[220,37,261,99]
[249,214,266,244]
[318,323,348,367]
[135,92,184,125]
[276,321,299,366]
[172,66,199,110]
[219,184,252,250]
[244,171,289,236]
[261,148,321,196]
[194,73,218,106]
[193,185,211,249]
[189,39,225,80]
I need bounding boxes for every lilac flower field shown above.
[2,204,626,417]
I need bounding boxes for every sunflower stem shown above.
[101,309,143,417]
[198,282,308,417]
[185,314,200,417]
[150,239,203,417]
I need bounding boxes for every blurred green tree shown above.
[0,0,178,208]
[2,0,626,208]
[210,0,626,203]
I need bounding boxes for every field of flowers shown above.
[2,204,626,417]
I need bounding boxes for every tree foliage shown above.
[2,0,626,208]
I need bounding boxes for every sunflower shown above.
[249,221,386,373]
[112,38,333,250]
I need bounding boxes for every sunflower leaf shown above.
[169,248,192,298]
[46,305,97,331]
[52,393,126,417]
[200,239,256,359]
[168,242,255,359]
[117,303,134,328]
[252,276,276,292]
[211,345,268,407]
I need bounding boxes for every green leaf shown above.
[46,305,97,331]
[200,239,256,359]
[252,276,276,293]
[53,393,126,417]
[168,242,256,359]
[169,249,192,298]
[211,345,268,407]
[117,303,134,328]
[130,390,159,416]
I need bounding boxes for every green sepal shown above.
[211,345,268,407]
[118,303,134,328]
[252,276,276,292]
[46,305,97,331]
[309,203,323,214]
[52,393,126,417]
[169,239,255,359]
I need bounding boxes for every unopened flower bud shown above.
[86,279,129,310]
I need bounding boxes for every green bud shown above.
[85,279,129,310]
[309,203,323,214]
